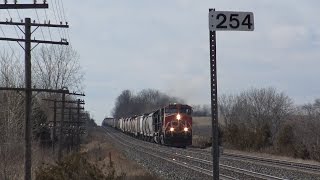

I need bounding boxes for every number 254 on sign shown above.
[209,11,254,31]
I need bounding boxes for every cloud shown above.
[268,25,310,49]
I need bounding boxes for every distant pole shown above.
[58,92,66,161]
[24,17,32,180]
[77,99,80,151]
[209,8,219,180]
[68,107,71,151]
[52,100,57,153]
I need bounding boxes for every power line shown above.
[35,9,48,42]
[6,9,22,39]
[51,0,64,39]
[56,0,68,40]
[15,9,22,21]
[59,0,71,44]
[43,9,53,41]
[0,11,20,62]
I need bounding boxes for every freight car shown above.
[103,103,192,147]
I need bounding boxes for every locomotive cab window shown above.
[165,106,178,114]
[180,107,192,115]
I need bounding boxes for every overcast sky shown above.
[66,0,320,125]
[1,1,320,125]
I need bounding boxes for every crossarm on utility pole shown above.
[0,4,48,9]
[0,37,69,45]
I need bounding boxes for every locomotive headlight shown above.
[170,127,174,132]
[184,127,188,132]
[176,114,181,120]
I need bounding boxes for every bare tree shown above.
[33,45,84,91]
[0,50,25,179]
[192,104,210,117]
[291,99,320,160]
[219,87,293,149]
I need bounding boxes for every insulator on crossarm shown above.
[14,0,17,4]
[4,0,8,5]
[34,0,37,4]
[43,0,47,4]
[48,20,50,24]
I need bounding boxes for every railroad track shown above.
[223,153,320,174]
[103,126,287,180]
[181,147,320,175]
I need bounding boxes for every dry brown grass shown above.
[193,117,211,126]
[192,135,212,148]
[192,116,212,149]
[82,127,161,180]
[0,142,56,180]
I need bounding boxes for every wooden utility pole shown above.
[77,99,81,151]
[53,100,57,152]
[43,98,85,156]
[24,17,32,180]
[0,3,49,180]
[0,6,68,179]
[59,91,66,161]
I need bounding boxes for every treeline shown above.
[218,87,320,161]
[112,89,183,118]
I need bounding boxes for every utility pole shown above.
[59,91,66,161]
[0,3,49,180]
[42,98,85,155]
[77,99,81,151]
[24,17,32,180]
[53,100,57,152]
[0,15,68,180]
[43,92,85,161]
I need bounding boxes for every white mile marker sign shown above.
[209,10,254,31]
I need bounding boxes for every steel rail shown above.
[104,127,286,180]
[182,147,320,174]
[103,127,235,180]
[223,153,320,174]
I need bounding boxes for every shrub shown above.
[35,153,124,180]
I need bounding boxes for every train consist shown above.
[103,103,193,147]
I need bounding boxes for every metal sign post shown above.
[208,8,254,179]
